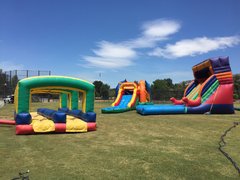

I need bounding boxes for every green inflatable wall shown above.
[15,76,95,113]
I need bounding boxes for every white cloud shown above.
[0,61,24,71]
[123,19,181,49]
[82,41,137,68]
[149,36,240,58]
[81,18,239,68]
[142,19,181,38]
[83,56,133,68]
[93,41,137,59]
[81,19,181,69]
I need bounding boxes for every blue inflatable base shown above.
[37,108,66,123]
[58,108,96,122]
[15,113,32,125]
[101,106,131,113]
[136,104,186,115]
[136,103,235,115]
[187,104,234,114]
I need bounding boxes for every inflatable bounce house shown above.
[102,80,151,113]
[137,56,235,115]
[13,76,96,135]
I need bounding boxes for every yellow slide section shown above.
[66,115,87,132]
[30,112,55,133]
[127,87,138,107]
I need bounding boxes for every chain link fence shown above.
[0,70,51,98]
[151,89,184,103]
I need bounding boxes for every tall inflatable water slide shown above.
[136,56,235,115]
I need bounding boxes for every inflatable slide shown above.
[14,76,96,135]
[102,80,151,113]
[136,56,235,115]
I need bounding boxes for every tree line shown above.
[94,75,240,101]
[0,69,239,100]
[93,78,189,101]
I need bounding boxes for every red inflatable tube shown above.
[0,119,16,125]
[54,123,96,132]
[55,123,66,132]
[53,123,97,132]
[170,97,184,105]
[16,125,34,135]
[16,122,96,135]
[87,123,96,131]
[182,97,201,107]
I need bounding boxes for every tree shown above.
[93,81,103,97]
[151,79,174,100]
[233,74,240,100]
[109,88,115,98]
[165,78,174,88]
[100,84,110,100]
[93,80,111,99]
[0,70,7,97]
[150,78,193,101]
[11,75,19,94]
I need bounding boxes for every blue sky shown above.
[0,0,240,87]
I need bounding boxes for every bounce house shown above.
[136,56,235,115]
[102,80,151,113]
[13,76,96,135]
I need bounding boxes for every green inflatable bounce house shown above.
[14,76,96,135]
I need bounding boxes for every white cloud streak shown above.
[123,19,181,48]
[149,36,240,58]
[82,19,181,69]
[83,56,134,68]
[81,18,240,68]
[83,41,137,68]
[142,19,181,38]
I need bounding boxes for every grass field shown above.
[0,102,240,179]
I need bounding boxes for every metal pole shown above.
[10,71,12,86]
[4,83,7,98]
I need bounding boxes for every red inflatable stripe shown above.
[0,119,15,125]
[15,122,97,135]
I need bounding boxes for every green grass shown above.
[0,102,240,179]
